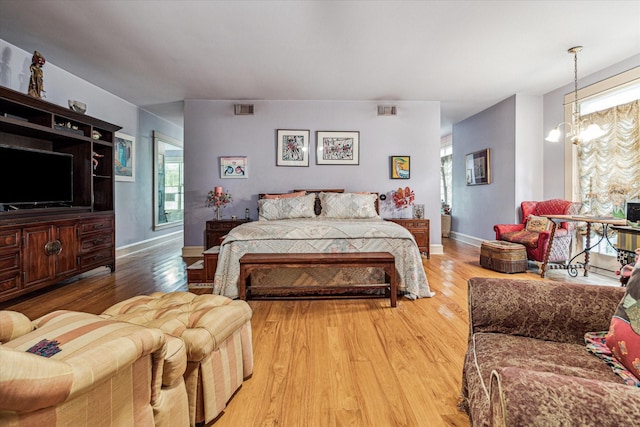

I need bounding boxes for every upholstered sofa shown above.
[461,277,640,426]
[0,310,190,427]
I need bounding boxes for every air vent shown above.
[377,105,397,116]
[234,104,254,115]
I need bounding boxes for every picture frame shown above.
[114,132,135,182]
[276,129,310,167]
[390,155,410,179]
[465,148,491,185]
[220,156,248,179]
[316,131,360,165]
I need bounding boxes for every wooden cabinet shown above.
[387,218,430,258]
[22,221,77,287]
[205,219,249,249]
[0,86,120,302]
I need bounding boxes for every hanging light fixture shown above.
[545,46,605,144]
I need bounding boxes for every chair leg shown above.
[540,222,558,278]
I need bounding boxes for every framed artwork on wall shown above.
[390,155,410,179]
[316,131,360,165]
[465,148,491,185]
[276,129,310,166]
[114,132,135,182]
[220,156,248,178]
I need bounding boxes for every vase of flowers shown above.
[392,186,415,218]
[206,186,232,220]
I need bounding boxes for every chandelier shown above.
[545,46,604,145]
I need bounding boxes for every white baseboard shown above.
[116,231,183,259]
[449,231,484,247]
[430,244,444,255]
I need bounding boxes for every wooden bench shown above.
[238,252,397,307]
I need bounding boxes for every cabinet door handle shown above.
[44,240,63,255]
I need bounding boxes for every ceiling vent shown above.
[377,105,397,116]
[234,104,254,115]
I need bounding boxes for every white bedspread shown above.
[213,218,434,299]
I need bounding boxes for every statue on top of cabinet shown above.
[28,51,46,98]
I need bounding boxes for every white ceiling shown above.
[1,0,640,134]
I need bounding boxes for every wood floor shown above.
[0,237,619,427]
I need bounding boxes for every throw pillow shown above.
[258,193,316,220]
[318,192,379,219]
[605,262,640,381]
[525,215,551,233]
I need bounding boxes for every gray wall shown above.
[452,53,640,244]
[0,39,183,249]
[184,100,442,248]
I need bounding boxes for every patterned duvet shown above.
[213,217,434,299]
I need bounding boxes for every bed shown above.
[212,190,434,299]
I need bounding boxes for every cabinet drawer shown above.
[80,232,113,253]
[0,229,20,250]
[79,248,113,269]
[0,273,19,293]
[0,252,19,274]
[80,217,114,234]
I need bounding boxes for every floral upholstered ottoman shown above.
[101,292,253,426]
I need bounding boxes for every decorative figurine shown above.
[28,51,46,98]
[92,151,104,170]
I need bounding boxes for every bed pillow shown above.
[525,215,552,232]
[258,193,316,220]
[261,191,306,199]
[605,262,640,381]
[318,192,379,219]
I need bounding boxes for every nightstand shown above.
[387,218,430,258]
[205,219,249,249]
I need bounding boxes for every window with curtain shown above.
[576,98,640,262]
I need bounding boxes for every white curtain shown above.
[578,100,640,226]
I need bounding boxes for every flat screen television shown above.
[0,144,73,207]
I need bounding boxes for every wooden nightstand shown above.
[205,219,249,249]
[387,218,430,258]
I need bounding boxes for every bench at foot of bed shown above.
[238,252,397,307]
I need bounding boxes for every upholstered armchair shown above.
[0,310,189,427]
[494,199,580,277]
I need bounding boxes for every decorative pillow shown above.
[258,193,316,220]
[525,215,552,232]
[262,191,306,199]
[318,192,379,219]
[605,262,640,381]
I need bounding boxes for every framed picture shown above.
[465,148,491,185]
[220,156,248,179]
[316,131,360,165]
[115,132,135,182]
[276,129,310,166]
[390,156,410,179]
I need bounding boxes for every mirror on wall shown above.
[153,131,184,230]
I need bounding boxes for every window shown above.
[566,67,640,271]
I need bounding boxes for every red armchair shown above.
[494,199,581,277]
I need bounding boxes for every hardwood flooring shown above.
[0,237,619,426]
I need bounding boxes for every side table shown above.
[386,218,430,258]
[205,219,249,250]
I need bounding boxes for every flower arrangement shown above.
[206,186,232,220]
[392,186,415,209]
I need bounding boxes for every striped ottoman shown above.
[102,292,253,426]
[480,240,528,273]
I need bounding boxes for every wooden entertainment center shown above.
[0,87,121,302]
